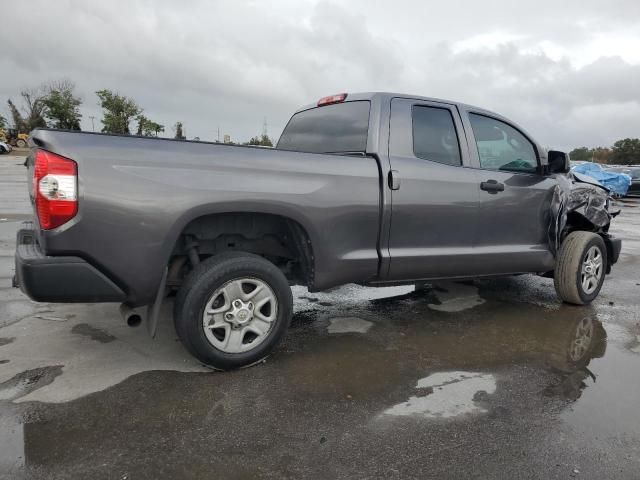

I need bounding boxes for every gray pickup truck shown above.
[14,92,621,369]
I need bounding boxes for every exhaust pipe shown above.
[120,304,142,327]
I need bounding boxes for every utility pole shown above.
[217,126,220,143]
[262,116,268,138]
[89,116,95,132]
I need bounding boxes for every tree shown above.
[569,147,591,161]
[245,133,273,147]
[136,115,164,136]
[0,114,6,130]
[96,89,141,134]
[174,121,185,140]
[591,147,612,164]
[611,138,640,165]
[43,80,82,130]
[7,87,48,132]
[569,146,612,164]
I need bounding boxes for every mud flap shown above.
[146,266,168,338]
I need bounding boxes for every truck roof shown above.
[295,92,503,119]
[294,92,537,152]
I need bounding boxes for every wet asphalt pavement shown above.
[1,154,640,479]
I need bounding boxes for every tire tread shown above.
[554,231,606,305]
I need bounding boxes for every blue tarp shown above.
[571,163,632,196]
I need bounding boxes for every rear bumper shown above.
[13,222,126,303]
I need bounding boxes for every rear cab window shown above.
[412,106,462,166]
[277,101,370,154]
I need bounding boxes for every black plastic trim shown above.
[14,222,126,303]
[603,235,622,274]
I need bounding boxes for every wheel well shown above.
[564,212,597,235]
[167,212,314,289]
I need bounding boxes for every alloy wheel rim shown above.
[202,277,277,353]
[580,246,603,295]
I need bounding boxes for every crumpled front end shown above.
[548,173,620,257]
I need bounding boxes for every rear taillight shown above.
[34,150,78,230]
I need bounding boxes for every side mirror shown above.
[547,150,570,174]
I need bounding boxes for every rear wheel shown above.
[554,231,606,305]
[174,252,292,369]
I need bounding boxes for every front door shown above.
[462,110,558,274]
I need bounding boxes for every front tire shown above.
[174,252,293,370]
[16,139,27,148]
[554,231,607,305]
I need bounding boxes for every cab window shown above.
[412,106,462,166]
[277,101,370,154]
[469,113,538,173]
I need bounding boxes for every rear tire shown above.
[554,231,606,305]
[174,252,292,370]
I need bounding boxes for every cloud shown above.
[1,0,639,149]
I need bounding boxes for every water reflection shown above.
[288,283,610,413]
[542,316,606,402]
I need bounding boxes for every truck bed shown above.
[26,130,382,305]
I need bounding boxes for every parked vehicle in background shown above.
[572,162,632,197]
[0,128,28,148]
[606,166,640,196]
[14,92,622,369]
[627,168,640,196]
[0,140,12,154]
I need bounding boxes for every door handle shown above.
[480,179,504,193]
[388,170,400,190]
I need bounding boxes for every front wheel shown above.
[174,252,293,370]
[16,138,27,148]
[554,231,607,305]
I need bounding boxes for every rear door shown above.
[461,110,557,274]
[385,98,481,280]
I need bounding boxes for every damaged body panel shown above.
[549,171,621,268]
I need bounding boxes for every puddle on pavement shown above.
[327,317,373,334]
[0,337,15,347]
[0,366,64,402]
[427,282,485,312]
[2,283,640,476]
[383,371,497,418]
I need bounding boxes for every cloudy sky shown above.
[1,0,639,150]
